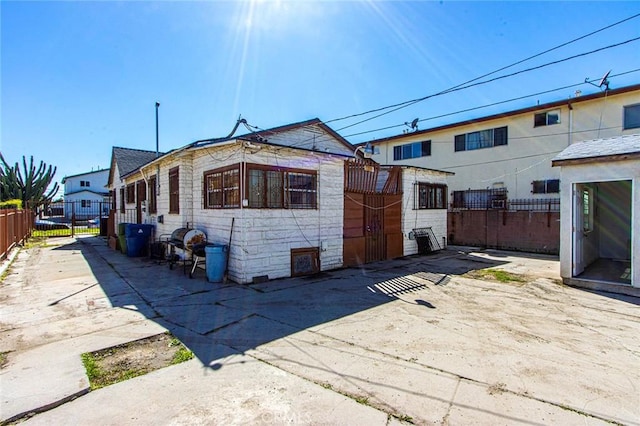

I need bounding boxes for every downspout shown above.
[568,101,573,146]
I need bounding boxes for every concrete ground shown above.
[1,237,638,425]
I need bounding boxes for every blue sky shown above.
[2,1,639,196]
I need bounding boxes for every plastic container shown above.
[205,244,228,283]
[118,235,127,254]
[125,224,155,257]
[118,222,128,236]
[124,223,154,237]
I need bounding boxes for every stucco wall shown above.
[558,158,639,288]
[371,89,640,200]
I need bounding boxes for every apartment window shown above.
[393,141,431,161]
[623,104,640,130]
[126,184,135,203]
[246,164,317,209]
[204,165,240,209]
[454,126,507,152]
[81,200,91,208]
[416,183,447,209]
[169,167,179,214]
[534,110,560,127]
[80,180,90,187]
[148,175,157,214]
[119,188,125,213]
[532,179,560,194]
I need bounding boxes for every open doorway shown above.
[573,180,632,285]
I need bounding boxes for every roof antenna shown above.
[403,118,419,133]
[585,70,611,91]
[226,115,248,138]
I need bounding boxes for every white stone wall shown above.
[400,167,450,255]
[188,143,345,284]
[253,124,354,156]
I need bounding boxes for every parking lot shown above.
[1,237,638,425]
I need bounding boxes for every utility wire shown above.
[336,36,640,132]
[325,12,640,126]
[343,69,640,139]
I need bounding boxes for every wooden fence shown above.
[1,208,33,260]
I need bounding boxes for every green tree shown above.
[0,153,59,210]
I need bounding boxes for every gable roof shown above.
[552,134,640,166]
[108,147,162,185]
[365,83,640,145]
[192,118,354,155]
[61,168,109,184]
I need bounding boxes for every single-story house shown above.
[108,118,452,284]
[552,134,639,296]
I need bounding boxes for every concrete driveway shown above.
[1,237,638,425]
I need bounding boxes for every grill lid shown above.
[171,228,207,250]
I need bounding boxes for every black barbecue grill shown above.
[165,228,207,278]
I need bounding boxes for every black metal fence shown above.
[33,201,111,237]
[450,188,559,212]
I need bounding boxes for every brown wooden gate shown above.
[343,159,403,267]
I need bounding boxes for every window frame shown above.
[126,184,135,204]
[393,140,431,161]
[119,187,125,213]
[147,175,157,214]
[169,167,180,214]
[623,103,640,130]
[534,110,561,127]
[245,164,317,209]
[416,183,447,209]
[532,179,560,194]
[204,164,241,209]
[454,126,508,152]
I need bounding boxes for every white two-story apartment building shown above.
[367,84,640,209]
[61,169,110,219]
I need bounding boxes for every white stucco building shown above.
[553,134,639,296]
[61,169,110,219]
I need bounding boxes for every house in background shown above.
[107,146,164,228]
[552,134,639,296]
[61,169,110,219]
[364,83,640,254]
[108,118,451,283]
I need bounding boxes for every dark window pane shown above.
[534,113,546,127]
[248,169,264,208]
[624,104,640,129]
[454,135,466,152]
[393,146,402,161]
[547,112,560,125]
[546,179,560,193]
[532,180,545,194]
[421,140,431,156]
[494,126,508,146]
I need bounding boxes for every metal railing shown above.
[1,208,33,260]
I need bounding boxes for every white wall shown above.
[558,158,639,288]
[371,89,640,201]
[189,144,345,284]
[64,169,109,195]
[400,167,450,255]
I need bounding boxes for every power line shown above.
[335,36,640,132]
[343,69,640,139]
[325,12,640,126]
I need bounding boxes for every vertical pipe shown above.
[155,102,160,195]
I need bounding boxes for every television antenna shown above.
[585,70,611,91]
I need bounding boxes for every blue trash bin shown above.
[205,244,228,282]
[125,224,155,257]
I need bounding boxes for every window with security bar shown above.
[454,126,507,152]
[416,183,447,209]
[246,164,317,209]
[204,165,240,209]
